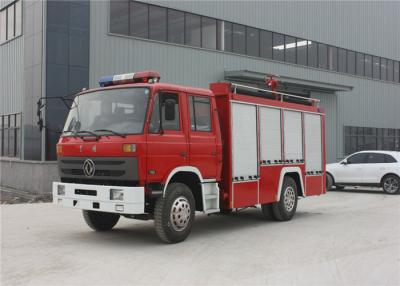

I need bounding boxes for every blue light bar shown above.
[98,75,114,87]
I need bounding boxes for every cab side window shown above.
[347,153,366,164]
[188,95,212,132]
[149,92,180,133]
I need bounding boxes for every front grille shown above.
[61,169,125,177]
[61,177,139,187]
[58,156,138,182]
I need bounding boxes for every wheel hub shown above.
[384,178,399,193]
[283,186,296,212]
[170,196,191,232]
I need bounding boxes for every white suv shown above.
[326,151,400,194]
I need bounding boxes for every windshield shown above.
[63,87,150,136]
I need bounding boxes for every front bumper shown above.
[53,182,145,214]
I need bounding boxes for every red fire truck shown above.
[52,71,326,243]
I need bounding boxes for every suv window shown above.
[149,92,180,133]
[346,153,366,164]
[385,154,397,163]
[188,95,212,132]
[366,153,386,163]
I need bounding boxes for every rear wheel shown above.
[154,183,195,243]
[271,176,298,221]
[382,175,400,194]
[82,210,120,231]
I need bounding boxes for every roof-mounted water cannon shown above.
[99,70,161,87]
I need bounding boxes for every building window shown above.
[347,50,356,75]
[149,6,167,41]
[0,113,21,158]
[394,61,400,83]
[272,33,284,61]
[108,1,400,85]
[189,96,212,132]
[167,9,184,44]
[0,0,22,44]
[364,55,373,78]
[202,17,217,50]
[307,41,317,68]
[337,48,347,73]
[380,58,387,81]
[185,13,201,47]
[260,30,272,59]
[246,27,259,57]
[130,1,148,38]
[387,59,394,82]
[372,56,380,79]
[356,52,364,76]
[284,35,296,64]
[296,38,307,66]
[110,0,129,35]
[344,126,400,155]
[232,23,246,54]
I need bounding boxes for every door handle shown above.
[179,152,187,157]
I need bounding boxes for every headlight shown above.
[110,189,124,201]
[57,184,65,196]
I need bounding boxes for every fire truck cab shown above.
[52,71,326,243]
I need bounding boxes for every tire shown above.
[382,174,400,194]
[154,183,196,243]
[261,203,275,220]
[271,176,298,221]
[82,210,120,231]
[326,173,334,190]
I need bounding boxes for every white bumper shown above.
[52,182,145,214]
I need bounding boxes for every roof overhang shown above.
[224,70,353,95]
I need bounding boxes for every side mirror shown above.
[164,99,176,121]
[341,159,348,165]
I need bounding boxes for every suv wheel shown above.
[382,175,400,194]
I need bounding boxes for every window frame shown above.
[149,91,182,134]
[188,95,213,132]
[0,0,22,45]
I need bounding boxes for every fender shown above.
[162,166,204,197]
[276,167,305,201]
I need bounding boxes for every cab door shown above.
[146,91,188,182]
[187,94,218,179]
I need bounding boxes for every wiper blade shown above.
[94,129,126,138]
[73,130,100,138]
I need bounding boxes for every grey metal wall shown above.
[87,1,400,162]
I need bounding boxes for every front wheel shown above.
[154,183,195,243]
[382,175,400,194]
[82,210,120,231]
[271,176,298,221]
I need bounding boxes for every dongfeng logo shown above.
[83,159,95,177]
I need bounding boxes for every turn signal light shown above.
[123,144,136,153]
[56,144,63,156]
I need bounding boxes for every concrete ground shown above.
[1,189,400,286]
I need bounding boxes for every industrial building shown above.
[1,0,399,193]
